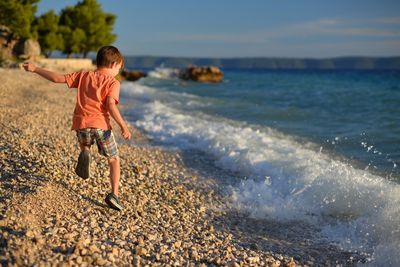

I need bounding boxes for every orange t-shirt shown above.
[65,70,120,130]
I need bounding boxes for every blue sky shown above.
[37,0,400,58]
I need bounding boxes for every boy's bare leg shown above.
[105,156,124,211]
[108,156,120,196]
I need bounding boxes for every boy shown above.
[23,45,131,211]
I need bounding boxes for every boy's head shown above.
[96,46,124,69]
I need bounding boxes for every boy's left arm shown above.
[23,62,66,83]
[107,96,132,140]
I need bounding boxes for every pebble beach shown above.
[0,67,362,266]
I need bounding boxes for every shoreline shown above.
[0,67,361,266]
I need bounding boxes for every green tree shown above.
[59,0,116,57]
[59,26,86,57]
[33,10,64,57]
[0,0,39,39]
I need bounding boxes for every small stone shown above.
[138,236,145,246]
[26,230,34,238]
[173,241,182,249]
[83,238,91,246]
[34,236,45,245]
[84,255,93,264]
[80,248,87,256]
[111,248,119,257]
[147,233,157,241]
[248,256,260,264]
[76,256,83,264]
[135,246,147,256]
[159,246,167,254]
[272,260,281,267]
[286,258,296,267]
[96,257,107,265]
[191,250,198,260]
[89,244,100,253]
[64,233,75,241]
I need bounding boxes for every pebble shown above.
[135,246,147,256]
[76,256,83,264]
[173,240,182,249]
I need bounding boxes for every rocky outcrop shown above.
[119,69,147,81]
[178,65,223,83]
[13,39,41,59]
[0,25,41,61]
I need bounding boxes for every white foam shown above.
[120,82,156,98]
[121,81,213,109]
[147,65,179,79]
[121,82,400,265]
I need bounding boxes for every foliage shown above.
[0,0,40,39]
[59,0,116,57]
[32,10,64,57]
[0,0,116,58]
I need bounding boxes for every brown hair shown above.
[96,46,124,68]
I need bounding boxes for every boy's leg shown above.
[105,155,124,211]
[95,129,124,211]
[108,156,120,196]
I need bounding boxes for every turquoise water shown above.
[121,68,400,265]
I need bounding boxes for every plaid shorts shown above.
[76,128,118,158]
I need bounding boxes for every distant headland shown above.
[125,56,400,70]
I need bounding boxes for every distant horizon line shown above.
[51,50,400,60]
[122,54,400,59]
[120,55,400,70]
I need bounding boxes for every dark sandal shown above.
[105,193,124,211]
[75,150,90,179]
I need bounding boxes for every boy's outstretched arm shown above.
[23,62,66,83]
[107,96,132,140]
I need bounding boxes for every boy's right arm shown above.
[23,62,66,83]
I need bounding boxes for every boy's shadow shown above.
[55,179,108,209]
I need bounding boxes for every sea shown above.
[120,67,400,265]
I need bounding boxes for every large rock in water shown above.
[119,69,147,81]
[178,65,223,83]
